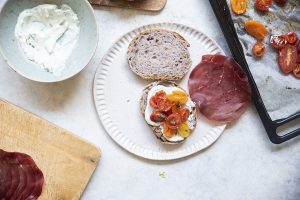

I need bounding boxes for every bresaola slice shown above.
[188,54,251,123]
[0,149,44,200]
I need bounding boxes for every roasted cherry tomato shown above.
[255,0,272,11]
[177,122,191,138]
[270,34,287,49]
[230,0,248,15]
[150,97,158,108]
[244,20,267,39]
[163,123,177,138]
[274,0,287,5]
[167,90,188,105]
[166,113,182,130]
[286,32,298,44]
[252,42,266,57]
[157,99,172,112]
[178,108,190,122]
[150,90,172,112]
[150,90,166,108]
[293,64,300,78]
[150,111,166,123]
[278,44,298,74]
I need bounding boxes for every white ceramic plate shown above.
[94,23,226,160]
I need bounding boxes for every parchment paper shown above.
[228,0,300,120]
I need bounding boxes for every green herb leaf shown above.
[159,172,166,178]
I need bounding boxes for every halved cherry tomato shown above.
[150,111,166,123]
[286,32,298,44]
[150,90,166,108]
[178,108,190,122]
[270,34,287,49]
[177,122,191,138]
[274,0,287,4]
[157,99,172,112]
[163,123,177,138]
[231,0,248,15]
[150,96,158,108]
[255,0,272,11]
[293,64,300,78]
[278,44,298,74]
[165,113,182,130]
[252,42,266,57]
[244,20,267,39]
[167,90,188,105]
[150,90,172,112]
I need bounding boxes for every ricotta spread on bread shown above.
[15,4,80,76]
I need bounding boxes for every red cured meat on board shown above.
[0,149,44,200]
[188,54,251,123]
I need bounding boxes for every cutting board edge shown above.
[0,98,101,161]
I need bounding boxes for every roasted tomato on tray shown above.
[244,20,267,39]
[270,34,288,49]
[252,42,266,57]
[270,32,300,76]
[278,44,298,74]
[255,0,272,12]
[230,0,248,15]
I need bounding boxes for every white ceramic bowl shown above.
[0,0,98,82]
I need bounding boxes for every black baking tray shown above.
[209,0,300,144]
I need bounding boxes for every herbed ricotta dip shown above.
[15,4,80,76]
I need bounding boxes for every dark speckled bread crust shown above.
[140,81,197,144]
[127,29,192,81]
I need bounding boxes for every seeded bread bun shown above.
[140,81,197,144]
[127,29,192,80]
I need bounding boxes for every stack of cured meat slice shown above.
[188,54,252,123]
[0,149,44,200]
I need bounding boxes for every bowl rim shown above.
[0,0,99,83]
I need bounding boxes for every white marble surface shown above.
[0,0,300,199]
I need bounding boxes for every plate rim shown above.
[93,22,227,161]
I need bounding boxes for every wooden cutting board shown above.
[89,0,167,11]
[0,99,101,200]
